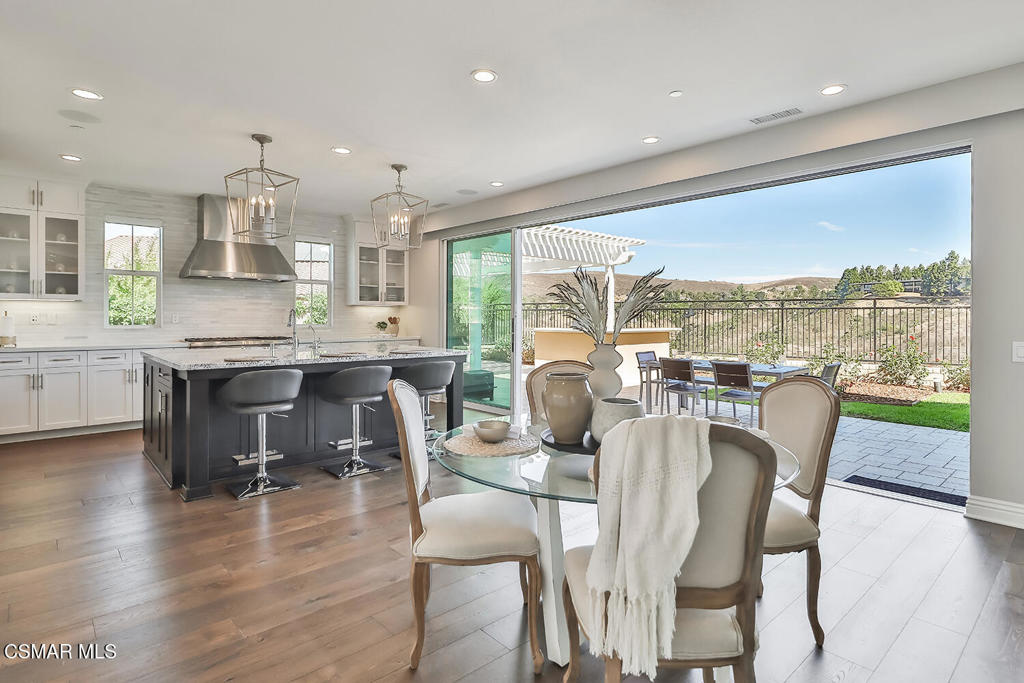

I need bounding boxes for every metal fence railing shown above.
[496,297,970,365]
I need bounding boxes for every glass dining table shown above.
[431,422,800,666]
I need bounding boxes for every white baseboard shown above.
[965,495,1024,529]
[0,422,141,445]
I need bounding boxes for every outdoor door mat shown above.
[844,475,966,507]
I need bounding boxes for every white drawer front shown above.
[88,349,131,366]
[39,351,86,367]
[0,353,37,369]
[132,348,164,364]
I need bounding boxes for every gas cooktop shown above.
[184,336,291,348]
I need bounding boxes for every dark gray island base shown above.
[140,345,466,501]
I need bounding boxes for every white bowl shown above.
[474,420,511,443]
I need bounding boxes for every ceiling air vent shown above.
[749,107,803,125]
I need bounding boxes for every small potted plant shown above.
[375,320,389,336]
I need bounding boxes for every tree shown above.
[871,280,904,297]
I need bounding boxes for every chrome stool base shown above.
[228,471,301,500]
[322,456,389,478]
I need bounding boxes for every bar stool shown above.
[218,368,304,500]
[321,365,393,478]
[392,360,456,441]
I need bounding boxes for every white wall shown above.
[404,81,1024,525]
[1,184,402,345]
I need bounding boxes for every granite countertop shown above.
[141,344,466,371]
[0,335,421,353]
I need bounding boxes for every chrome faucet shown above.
[287,308,298,354]
[308,323,321,355]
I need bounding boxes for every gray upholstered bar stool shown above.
[392,360,456,441]
[321,365,393,478]
[217,368,304,500]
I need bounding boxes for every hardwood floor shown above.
[0,430,1020,682]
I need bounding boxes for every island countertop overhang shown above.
[141,345,467,373]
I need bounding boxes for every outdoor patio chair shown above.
[711,361,770,426]
[636,350,662,408]
[758,376,840,647]
[659,357,710,415]
[525,360,593,425]
[818,361,842,388]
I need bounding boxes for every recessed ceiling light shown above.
[668,90,683,98]
[820,84,846,96]
[330,146,351,155]
[489,181,504,187]
[70,88,103,100]
[471,69,497,83]
[641,136,661,144]
[59,154,82,162]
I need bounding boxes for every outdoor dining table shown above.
[639,358,812,414]
[431,421,800,668]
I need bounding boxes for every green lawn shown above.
[840,392,970,432]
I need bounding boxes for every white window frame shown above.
[294,237,334,328]
[103,219,163,329]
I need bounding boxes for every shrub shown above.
[876,336,928,387]
[871,280,904,297]
[744,332,785,365]
[806,342,865,390]
[941,357,970,391]
[521,335,535,365]
[481,337,512,363]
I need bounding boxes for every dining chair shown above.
[818,361,842,388]
[526,360,593,424]
[711,361,770,426]
[757,376,841,647]
[387,379,545,673]
[659,358,710,415]
[562,423,776,683]
[635,350,662,408]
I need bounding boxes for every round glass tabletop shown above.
[431,423,801,504]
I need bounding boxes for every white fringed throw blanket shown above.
[585,414,712,679]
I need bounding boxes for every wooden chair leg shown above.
[702,668,716,683]
[603,656,622,683]
[733,655,754,683]
[519,562,529,605]
[410,562,428,669]
[525,556,544,675]
[562,577,581,683]
[807,545,825,647]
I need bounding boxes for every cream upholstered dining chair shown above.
[526,360,593,424]
[562,423,777,683]
[387,378,544,673]
[757,376,840,647]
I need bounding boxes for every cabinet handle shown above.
[0,359,21,364]
[30,374,35,390]
[38,373,43,390]
[39,190,43,207]
[98,355,121,360]
[30,188,35,206]
[49,357,75,362]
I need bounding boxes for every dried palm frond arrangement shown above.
[547,267,670,345]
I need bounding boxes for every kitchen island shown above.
[141,343,466,501]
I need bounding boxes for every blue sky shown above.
[566,153,971,283]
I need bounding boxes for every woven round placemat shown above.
[441,432,541,457]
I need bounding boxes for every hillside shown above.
[522,271,839,301]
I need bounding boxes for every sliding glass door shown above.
[446,231,515,413]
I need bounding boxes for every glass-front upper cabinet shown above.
[383,248,407,303]
[356,245,380,303]
[0,209,35,298]
[40,214,83,298]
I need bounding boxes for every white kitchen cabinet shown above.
[88,365,134,425]
[39,367,88,430]
[0,175,84,301]
[0,369,38,434]
[348,243,408,305]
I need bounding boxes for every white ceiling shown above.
[1,1,1023,217]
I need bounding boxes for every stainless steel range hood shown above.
[179,194,297,281]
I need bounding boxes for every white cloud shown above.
[817,220,845,232]
[907,247,937,256]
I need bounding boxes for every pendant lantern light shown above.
[224,133,299,239]
[370,164,427,249]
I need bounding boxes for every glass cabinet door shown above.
[357,245,380,303]
[40,214,82,297]
[0,210,34,298]
[383,248,406,303]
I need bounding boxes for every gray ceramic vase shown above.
[542,371,593,444]
[590,397,644,443]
